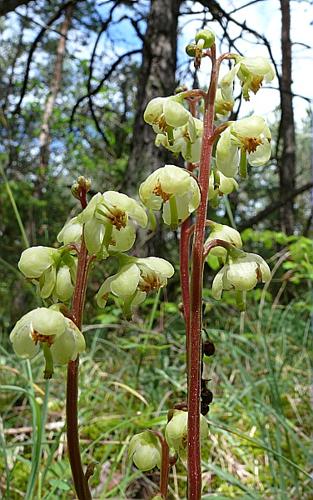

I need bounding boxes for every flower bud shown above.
[57,217,82,245]
[55,266,75,302]
[208,170,238,205]
[71,176,91,200]
[185,43,197,57]
[165,410,208,458]
[128,431,161,471]
[195,28,215,48]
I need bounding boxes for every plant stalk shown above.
[154,431,170,499]
[187,45,218,500]
[66,185,92,500]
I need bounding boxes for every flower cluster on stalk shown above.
[9,24,276,496]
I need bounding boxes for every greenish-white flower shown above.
[50,318,85,365]
[144,96,190,131]
[96,257,174,315]
[54,265,75,302]
[128,431,161,471]
[212,251,271,300]
[219,57,275,102]
[18,246,76,302]
[214,88,234,118]
[208,170,238,207]
[10,308,85,364]
[18,246,59,279]
[205,222,242,261]
[57,217,82,245]
[155,117,203,163]
[216,116,271,177]
[78,191,148,256]
[165,410,208,458]
[237,56,275,101]
[139,165,200,227]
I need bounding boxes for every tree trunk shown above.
[279,0,296,234]
[39,3,73,181]
[125,0,181,192]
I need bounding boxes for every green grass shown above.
[0,290,312,499]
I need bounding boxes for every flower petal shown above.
[110,264,140,298]
[216,127,239,177]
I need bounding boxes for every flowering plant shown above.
[10,24,274,500]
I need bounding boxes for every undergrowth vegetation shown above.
[1,281,312,498]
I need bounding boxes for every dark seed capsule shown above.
[201,387,213,405]
[203,340,215,356]
[201,403,210,416]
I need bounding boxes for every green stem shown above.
[239,149,248,178]
[169,196,178,229]
[102,223,113,249]
[0,164,29,248]
[42,343,54,379]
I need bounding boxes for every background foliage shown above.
[0,0,312,498]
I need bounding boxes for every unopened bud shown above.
[195,29,215,49]
[128,431,161,471]
[71,176,91,201]
[185,43,197,57]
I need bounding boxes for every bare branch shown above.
[13,0,80,114]
[69,49,141,129]
[239,182,313,230]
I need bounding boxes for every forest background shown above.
[0,0,312,498]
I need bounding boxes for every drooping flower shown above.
[208,169,238,207]
[77,191,148,256]
[236,56,275,100]
[144,96,190,132]
[139,165,200,228]
[155,117,203,163]
[212,250,271,300]
[214,88,234,119]
[96,257,174,316]
[9,307,85,365]
[57,217,82,246]
[18,246,76,302]
[165,410,208,458]
[128,431,161,471]
[216,116,271,177]
[18,246,59,279]
[219,56,275,102]
[205,222,242,262]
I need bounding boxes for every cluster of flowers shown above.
[10,35,274,380]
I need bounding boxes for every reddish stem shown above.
[180,98,200,380]
[154,431,171,499]
[66,185,92,500]
[187,45,218,500]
